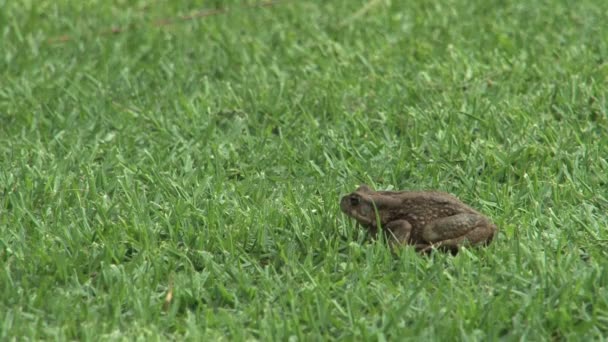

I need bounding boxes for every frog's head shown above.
[340,184,394,227]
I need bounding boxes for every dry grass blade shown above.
[338,0,386,27]
[47,0,289,44]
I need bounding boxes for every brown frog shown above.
[340,185,497,253]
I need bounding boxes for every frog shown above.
[340,184,497,253]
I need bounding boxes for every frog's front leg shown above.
[384,220,413,246]
[421,213,496,249]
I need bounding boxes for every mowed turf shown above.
[2,0,608,339]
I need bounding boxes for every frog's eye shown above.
[350,196,360,206]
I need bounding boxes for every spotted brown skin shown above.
[340,185,497,253]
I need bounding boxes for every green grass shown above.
[2,0,608,339]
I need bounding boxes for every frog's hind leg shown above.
[463,223,497,246]
[423,225,496,254]
[421,214,496,244]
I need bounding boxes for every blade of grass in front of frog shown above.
[371,199,387,243]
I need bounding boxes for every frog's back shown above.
[383,190,480,226]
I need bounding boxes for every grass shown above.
[2,0,608,339]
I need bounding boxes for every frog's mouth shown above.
[340,195,377,226]
[339,196,354,214]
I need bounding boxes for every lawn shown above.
[2,0,608,339]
